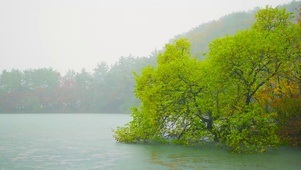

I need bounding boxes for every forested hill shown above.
[0,1,300,113]
[173,0,301,59]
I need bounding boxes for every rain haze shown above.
[0,0,293,73]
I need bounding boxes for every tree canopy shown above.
[114,6,301,153]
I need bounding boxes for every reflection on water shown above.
[0,114,300,170]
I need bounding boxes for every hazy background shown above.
[0,0,293,73]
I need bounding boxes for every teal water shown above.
[0,114,300,170]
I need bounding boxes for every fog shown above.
[0,0,293,73]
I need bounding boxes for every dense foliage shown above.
[114,6,301,152]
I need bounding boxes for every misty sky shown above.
[0,0,294,73]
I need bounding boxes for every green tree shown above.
[90,62,109,112]
[0,69,23,93]
[23,68,61,112]
[206,6,301,152]
[0,69,23,112]
[114,38,217,145]
[74,68,93,111]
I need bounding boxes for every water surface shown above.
[0,114,300,169]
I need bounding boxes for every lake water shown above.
[0,114,300,170]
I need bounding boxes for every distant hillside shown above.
[171,0,301,60]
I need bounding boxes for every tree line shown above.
[0,56,156,113]
[114,6,301,153]
[1,1,298,114]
